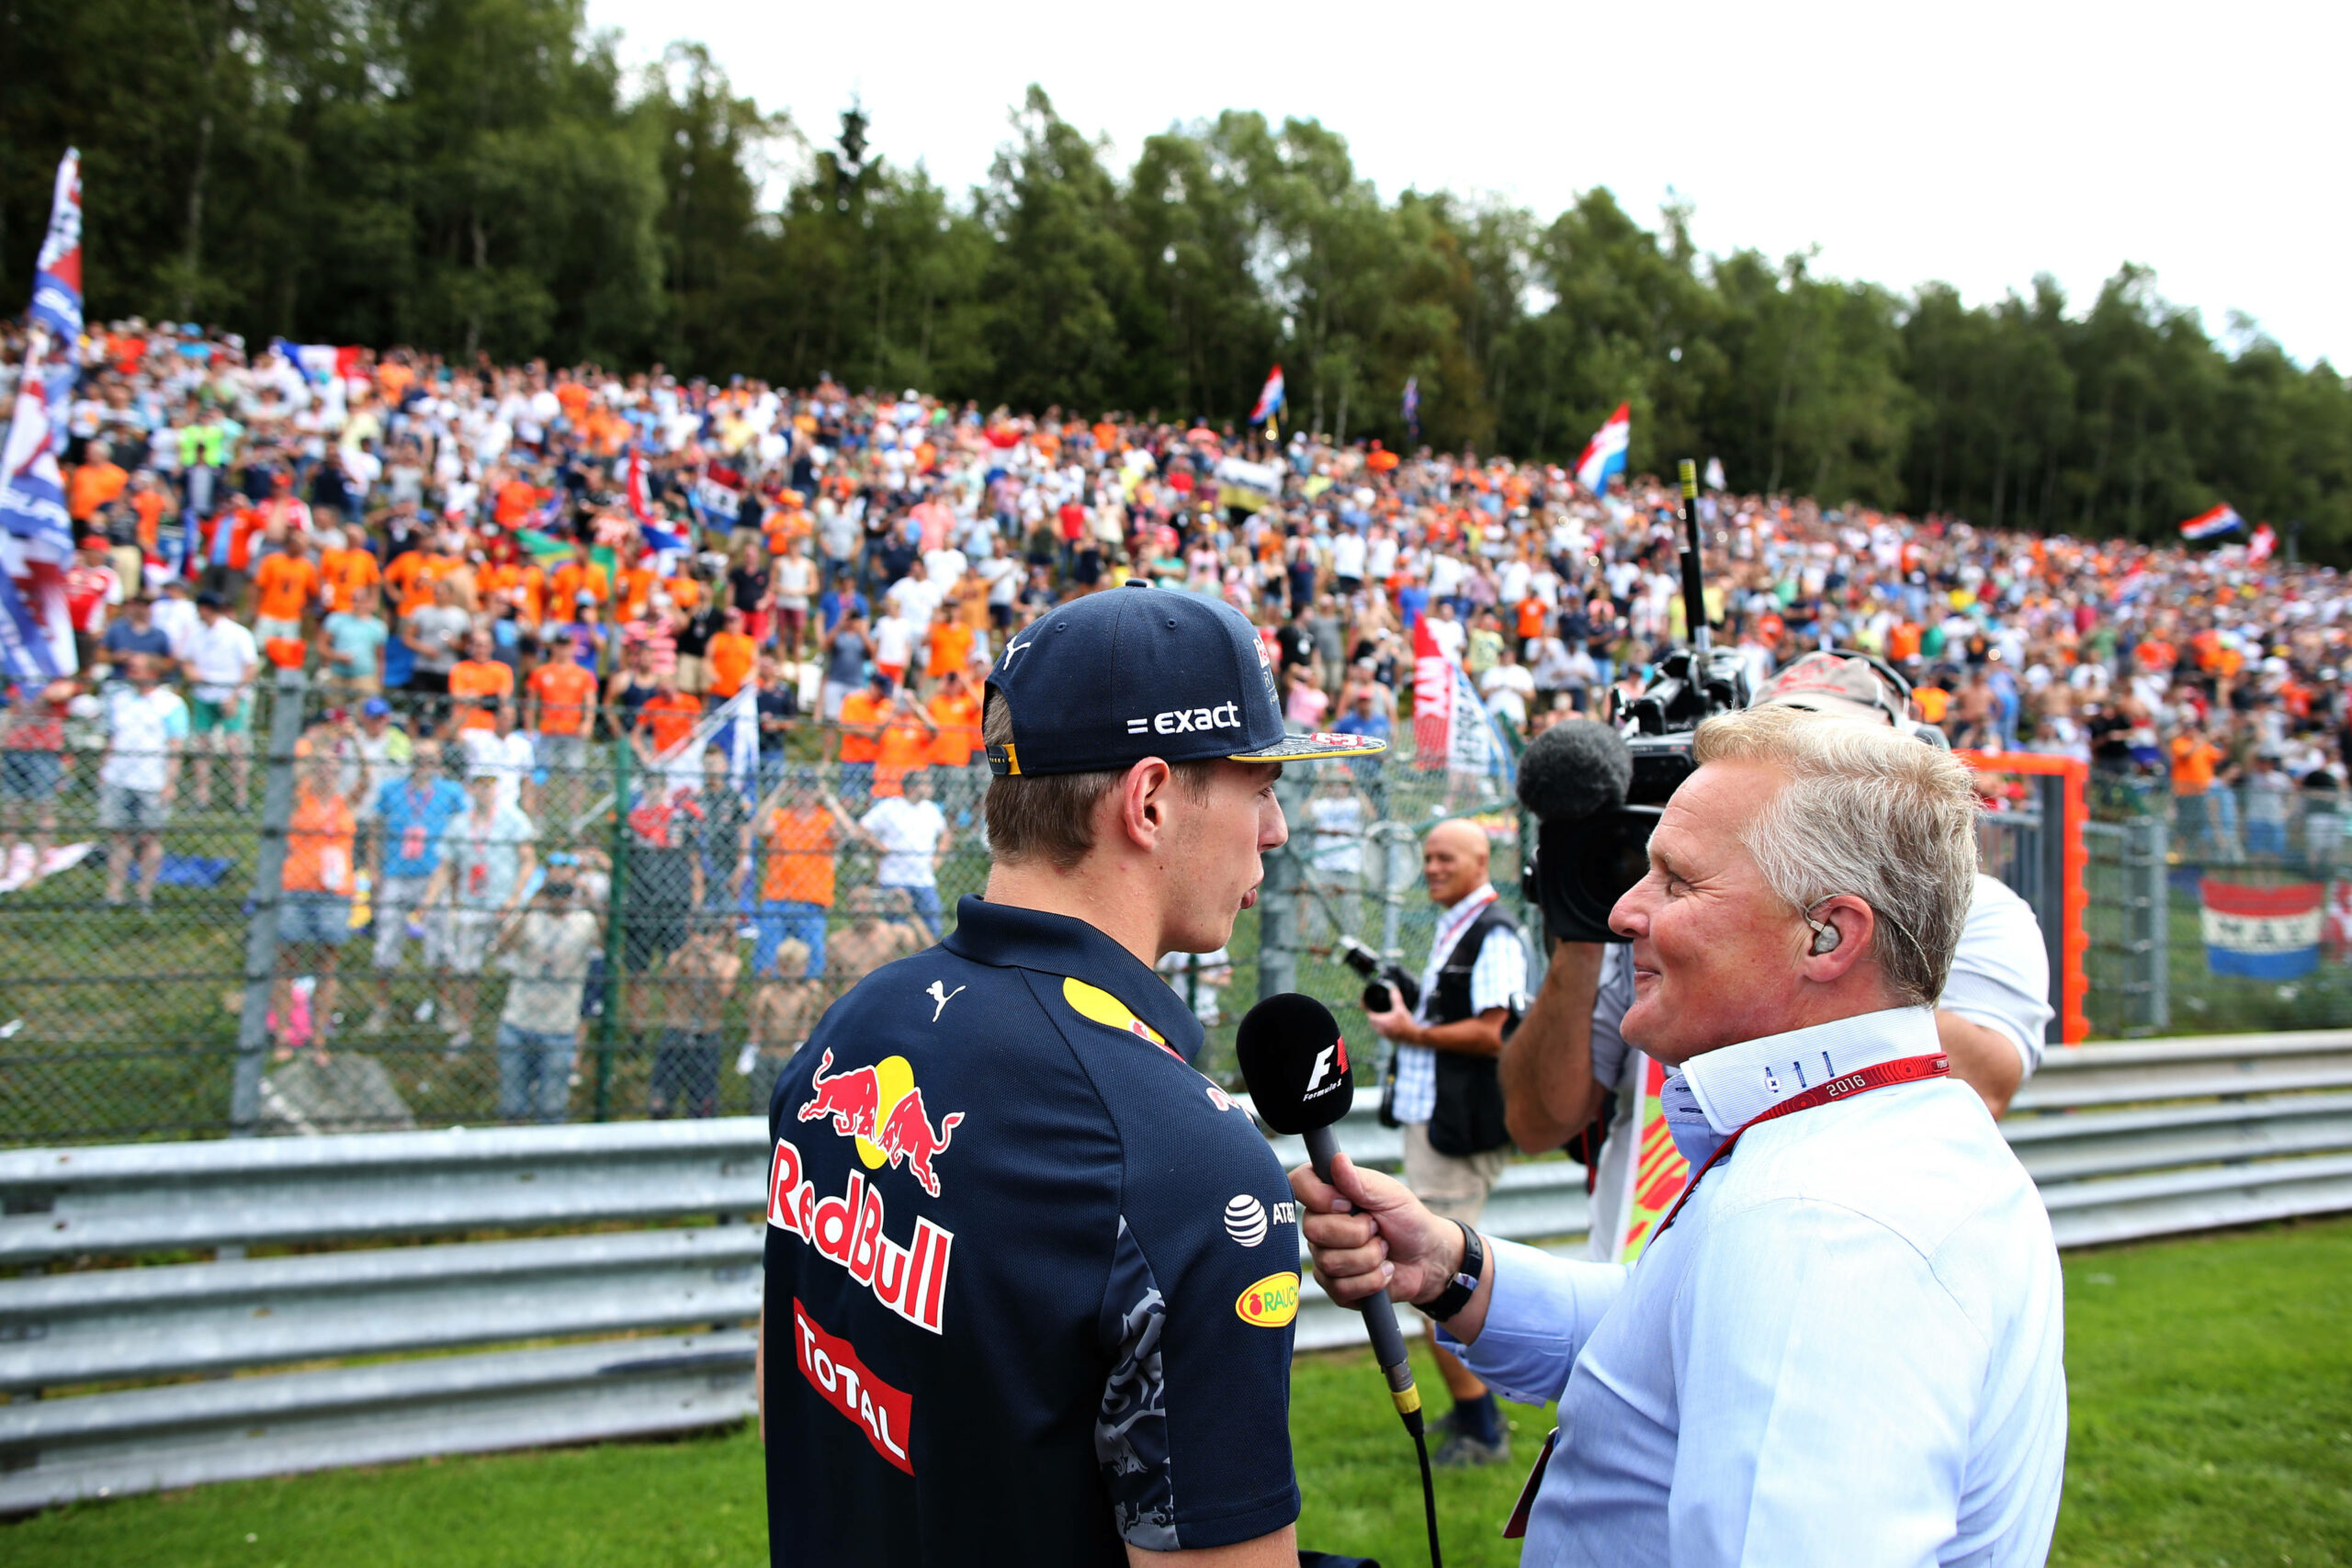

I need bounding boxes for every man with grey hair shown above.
[1297,705,2067,1565]
[1504,650,2052,1280]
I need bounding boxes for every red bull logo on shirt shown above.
[798,1048,966,1198]
[771,1135,955,1335]
[793,1298,914,1474]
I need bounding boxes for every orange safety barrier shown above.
[1957,750,2089,1044]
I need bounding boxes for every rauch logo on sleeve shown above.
[771,1136,955,1334]
[793,1298,914,1473]
[1235,1272,1300,1327]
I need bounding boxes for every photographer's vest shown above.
[1423,900,1520,1158]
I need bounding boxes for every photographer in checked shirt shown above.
[1361,818,1526,1467]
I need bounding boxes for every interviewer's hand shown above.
[1289,1154,1461,1311]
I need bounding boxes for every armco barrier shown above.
[4,1032,2349,1510]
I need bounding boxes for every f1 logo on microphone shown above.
[1303,1037,1350,1100]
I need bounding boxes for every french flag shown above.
[1249,366,1284,425]
[1576,402,1631,495]
[2180,503,2244,540]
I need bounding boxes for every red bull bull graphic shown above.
[771,1136,955,1334]
[799,1049,966,1196]
[793,1298,914,1473]
[875,1088,963,1198]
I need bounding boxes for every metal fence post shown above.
[2134,810,2170,1032]
[229,669,308,1134]
[594,735,631,1122]
[1255,770,1312,1002]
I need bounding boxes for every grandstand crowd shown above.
[6,320,2348,1101]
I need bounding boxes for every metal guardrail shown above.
[4,1032,2350,1511]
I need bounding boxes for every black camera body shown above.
[1523,644,1750,945]
[1336,936,1421,1016]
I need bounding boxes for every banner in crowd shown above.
[0,148,85,679]
[2199,877,2322,978]
[1575,402,1630,494]
[28,149,82,342]
[1408,615,1512,785]
[1599,1054,1689,1264]
[1214,456,1283,515]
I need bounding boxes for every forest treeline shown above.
[7,0,2351,552]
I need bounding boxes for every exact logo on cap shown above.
[983,585,1386,777]
[1126,703,1243,737]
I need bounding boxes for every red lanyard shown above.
[1655,1053,1950,1237]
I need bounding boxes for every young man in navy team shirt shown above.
[762,583,1386,1564]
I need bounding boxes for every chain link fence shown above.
[0,675,1539,1145]
[14,682,2351,1146]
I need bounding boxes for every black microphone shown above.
[1514,716,1633,824]
[1236,992,1422,1428]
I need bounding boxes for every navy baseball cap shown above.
[984,583,1386,776]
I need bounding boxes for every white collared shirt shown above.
[1448,1005,2067,1567]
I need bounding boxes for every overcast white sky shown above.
[584,0,2348,367]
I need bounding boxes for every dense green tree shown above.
[11,6,2352,556]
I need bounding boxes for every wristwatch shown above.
[1422,1218,1486,1323]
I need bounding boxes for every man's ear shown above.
[1801,895,1876,982]
[1111,758,1174,854]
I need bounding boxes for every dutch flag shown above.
[1575,402,1632,495]
[2180,503,2244,540]
[1250,366,1284,425]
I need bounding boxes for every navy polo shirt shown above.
[764,896,1301,1565]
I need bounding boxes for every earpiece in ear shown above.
[1808,919,1842,956]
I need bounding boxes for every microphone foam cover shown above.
[1234,991,1354,1134]
[1516,718,1634,824]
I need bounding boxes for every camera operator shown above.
[1361,818,1525,1468]
[1502,652,2052,1262]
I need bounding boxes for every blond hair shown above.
[1693,705,1977,1006]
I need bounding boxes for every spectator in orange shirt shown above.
[2169,725,2234,858]
[707,608,758,699]
[632,670,703,768]
[318,529,381,614]
[385,543,457,617]
[251,546,321,644]
[614,558,657,623]
[68,441,130,523]
[926,668,981,768]
[274,743,356,1061]
[752,769,856,979]
[493,475,541,530]
[832,672,891,803]
[526,632,600,819]
[127,470,171,555]
[871,691,939,799]
[447,628,516,737]
[549,544,610,615]
[923,601,974,682]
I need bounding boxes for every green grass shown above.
[8,1219,2347,1567]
